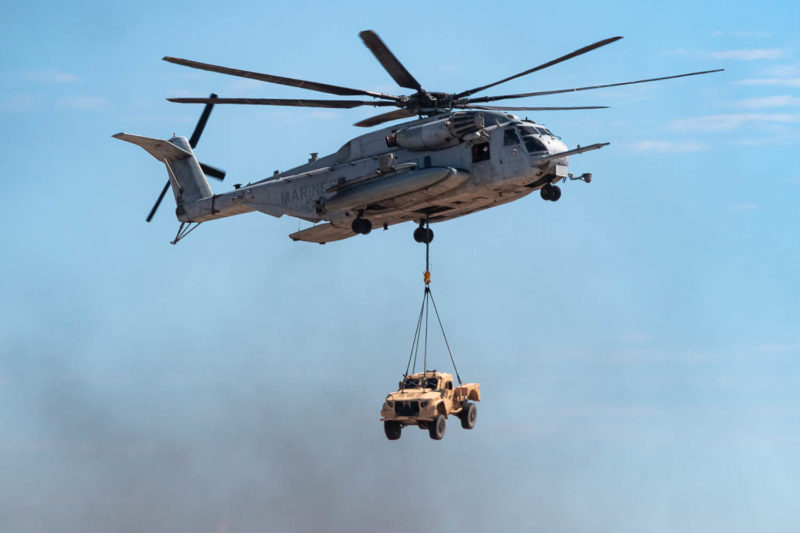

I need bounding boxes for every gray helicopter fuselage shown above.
[178,110,570,238]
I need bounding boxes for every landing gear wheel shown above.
[459,402,477,430]
[351,217,372,235]
[540,184,553,201]
[550,185,561,201]
[413,227,434,244]
[429,414,446,440]
[384,421,402,440]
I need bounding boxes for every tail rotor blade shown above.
[188,93,217,148]
[146,181,171,222]
[199,162,226,180]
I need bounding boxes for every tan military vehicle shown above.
[380,371,480,440]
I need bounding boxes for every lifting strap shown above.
[403,220,463,386]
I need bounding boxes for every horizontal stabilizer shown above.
[535,142,609,164]
[113,133,192,161]
[290,222,357,244]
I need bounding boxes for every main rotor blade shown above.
[146,181,171,223]
[189,93,217,148]
[455,36,623,99]
[354,108,416,127]
[465,69,725,104]
[359,30,422,91]
[461,104,609,111]
[163,57,399,101]
[168,97,397,109]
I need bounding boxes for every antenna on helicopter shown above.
[145,93,227,222]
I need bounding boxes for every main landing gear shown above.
[351,212,372,235]
[413,220,434,244]
[540,183,561,202]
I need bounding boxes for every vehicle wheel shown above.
[424,228,434,243]
[460,402,477,430]
[540,184,553,201]
[550,185,561,202]
[413,227,425,242]
[351,218,363,234]
[384,421,402,440]
[428,414,446,440]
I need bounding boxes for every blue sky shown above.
[1,1,799,531]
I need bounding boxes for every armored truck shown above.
[380,371,480,440]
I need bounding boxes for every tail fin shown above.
[113,133,212,204]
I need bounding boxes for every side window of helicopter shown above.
[503,128,520,146]
[472,142,491,163]
[424,155,432,168]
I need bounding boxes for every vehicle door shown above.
[443,379,455,411]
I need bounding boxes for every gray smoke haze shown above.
[2,220,798,532]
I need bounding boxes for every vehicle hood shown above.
[386,389,442,402]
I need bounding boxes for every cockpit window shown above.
[503,128,520,146]
[523,136,547,153]
[520,125,551,137]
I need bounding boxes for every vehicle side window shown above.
[446,381,453,390]
[472,142,490,162]
[503,128,519,146]
[503,128,520,146]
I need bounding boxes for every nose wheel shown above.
[351,214,372,235]
[540,183,561,202]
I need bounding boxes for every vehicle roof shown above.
[405,371,453,381]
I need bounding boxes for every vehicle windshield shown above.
[402,377,440,389]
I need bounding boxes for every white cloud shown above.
[229,78,263,91]
[761,65,799,77]
[626,140,709,153]
[21,69,81,83]
[737,77,800,87]
[670,112,800,131]
[734,95,800,109]
[620,333,652,343]
[0,94,35,112]
[307,110,339,120]
[733,134,800,146]
[711,31,773,38]
[708,48,784,60]
[758,343,800,352]
[58,96,109,110]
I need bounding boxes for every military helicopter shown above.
[114,30,721,244]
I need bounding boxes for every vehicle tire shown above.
[428,414,446,440]
[413,227,425,242]
[460,401,477,429]
[540,184,552,201]
[351,218,363,234]
[424,228,434,243]
[550,185,562,201]
[384,421,402,440]
[361,218,372,234]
